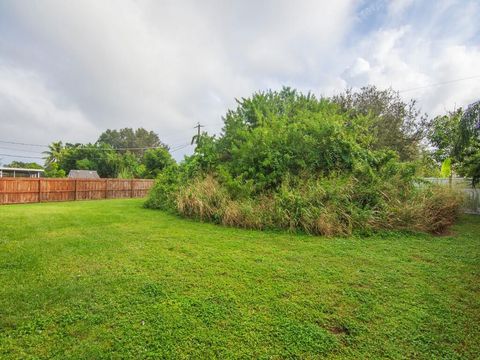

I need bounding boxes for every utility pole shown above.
[191,122,205,145]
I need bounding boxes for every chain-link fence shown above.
[423,177,479,215]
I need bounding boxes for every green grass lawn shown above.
[0,199,479,359]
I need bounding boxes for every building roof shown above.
[68,170,100,179]
[0,167,44,172]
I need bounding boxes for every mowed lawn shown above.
[0,199,479,359]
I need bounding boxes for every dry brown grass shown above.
[175,176,463,236]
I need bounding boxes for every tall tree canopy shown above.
[97,128,166,156]
[427,101,480,185]
[456,101,480,186]
[428,109,462,164]
[333,86,429,161]
[457,100,480,152]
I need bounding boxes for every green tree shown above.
[456,101,480,185]
[428,110,461,164]
[189,87,377,192]
[57,143,122,178]
[4,161,43,169]
[44,163,66,178]
[75,158,94,170]
[457,100,480,151]
[333,86,429,161]
[427,101,480,185]
[43,141,64,167]
[142,148,175,179]
[118,152,147,179]
[97,128,166,157]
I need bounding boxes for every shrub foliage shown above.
[146,88,462,235]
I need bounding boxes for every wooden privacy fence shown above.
[0,178,155,205]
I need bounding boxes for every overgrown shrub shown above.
[148,174,462,236]
[144,165,180,211]
[145,88,463,236]
[383,186,463,234]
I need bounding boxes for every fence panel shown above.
[106,179,132,199]
[75,179,107,200]
[0,178,39,204]
[132,179,154,198]
[40,179,75,202]
[0,178,154,205]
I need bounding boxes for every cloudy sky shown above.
[0,0,479,163]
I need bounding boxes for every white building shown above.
[0,166,44,178]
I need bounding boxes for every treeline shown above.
[145,86,478,235]
[42,128,175,178]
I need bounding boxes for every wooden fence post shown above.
[38,178,41,203]
[74,179,78,201]
[105,179,108,199]
[130,180,134,198]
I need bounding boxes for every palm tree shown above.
[43,141,64,167]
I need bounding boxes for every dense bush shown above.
[146,88,462,236]
[162,174,461,236]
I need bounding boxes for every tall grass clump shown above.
[146,88,463,235]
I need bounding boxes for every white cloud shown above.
[388,0,415,17]
[0,0,479,163]
[340,1,480,116]
[0,63,97,163]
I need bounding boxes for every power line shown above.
[170,144,191,153]
[0,143,192,160]
[0,153,43,159]
[0,140,47,147]
[0,139,189,152]
[398,75,480,93]
[0,146,44,154]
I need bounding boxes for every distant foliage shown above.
[3,161,43,169]
[97,127,166,158]
[427,101,480,186]
[43,141,64,168]
[44,163,66,178]
[428,110,461,164]
[458,100,480,149]
[43,129,173,179]
[142,148,176,179]
[146,88,461,235]
[457,101,480,186]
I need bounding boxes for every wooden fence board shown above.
[0,178,154,205]
[106,179,131,199]
[40,179,75,202]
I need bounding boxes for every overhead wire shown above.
[0,153,43,159]
[398,74,480,93]
[0,142,193,161]
[0,139,191,152]
[0,140,47,147]
[0,146,44,154]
